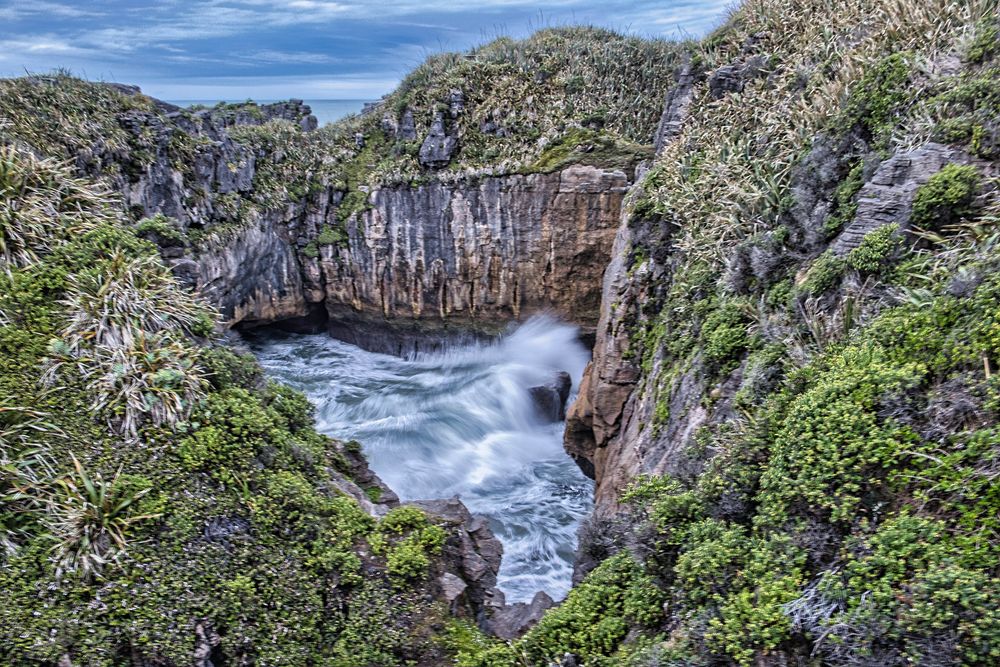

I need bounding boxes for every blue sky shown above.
[0,1,732,101]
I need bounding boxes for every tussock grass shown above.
[45,454,158,579]
[0,145,107,271]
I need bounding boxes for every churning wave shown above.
[245,315,594,602]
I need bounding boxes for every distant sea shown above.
[165,99,370,126]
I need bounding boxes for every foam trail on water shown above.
[245,314,594,602]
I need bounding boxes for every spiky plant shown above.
[84,333,205,437]
[46,454,158,579]
[0,406,58,555]
[46,251,210,436]
[0,144,105,271]
[60,251,203,351]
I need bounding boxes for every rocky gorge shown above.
[2,1,1000,665]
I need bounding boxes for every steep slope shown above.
[3,3,1000,666]
[0,26,687,665]
[0,145,505,666]
[0,30,682,349]
[456,0,1000,665]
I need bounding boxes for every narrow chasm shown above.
[243,315,594,602]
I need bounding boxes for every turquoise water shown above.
[166,99,368,126]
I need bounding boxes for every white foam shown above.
[247,314,594,602]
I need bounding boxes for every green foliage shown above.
[0,145,104,270]
[701,300,751,365]
[966,18,999,64]
[707,573,800,666]
[200,346,262,390]
[799,250,845,296]
[375,507,446,582]
[316,223,348,247]
[823,161,865,237]
[758,344,925,525]
[929,69,1000,157]
[134,214,185,246]
[519,553,664,663]
[301,240,319,259]
[910,163,981,230]
[0,73,156,171]
[526,128,652,174]
[847,223,901,272]
[838,52,913,144]
[45,455,159,578]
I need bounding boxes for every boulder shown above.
[486,591,555,640]
[529,371,573,422]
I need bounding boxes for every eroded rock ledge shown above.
[101,90,630,353]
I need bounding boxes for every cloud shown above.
[142,73,400,100]
[242,50,339,65]
[0,0,731,100]
[0,35,98,57]
[0,1,103,20]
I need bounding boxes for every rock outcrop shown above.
[412,497,505,620]
[84,88,630,351]
[301,165,628,349]
[529,371,573,423]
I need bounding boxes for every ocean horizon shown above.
[166,98,370,126]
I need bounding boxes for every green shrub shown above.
[838,53,913,144]
[316,224,348,247]
[847,223,901,272]
[910,164,980,230]
[386,535,431,581]
[799,251,845,296]
[757,344,925,525]
[135,214,185,245]
[824,161,865,237]
[701,301,750,364]
[966,19,999,64]
[519,553,662,663]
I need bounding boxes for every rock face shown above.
[829,142,973,255]
[302,165,629,349]
[98,91,629,349]
[412,498,505,620]
[419,111,458,168]
[486,591,555,640]
[190,216,309,324]
[564,79,997,519]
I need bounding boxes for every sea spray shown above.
[245,315,594,602]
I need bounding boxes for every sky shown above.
[0,1,732,102]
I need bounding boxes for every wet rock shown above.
[529,371,573,422]
[487,591,555,640]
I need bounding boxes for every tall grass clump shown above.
[45,454,157,578]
